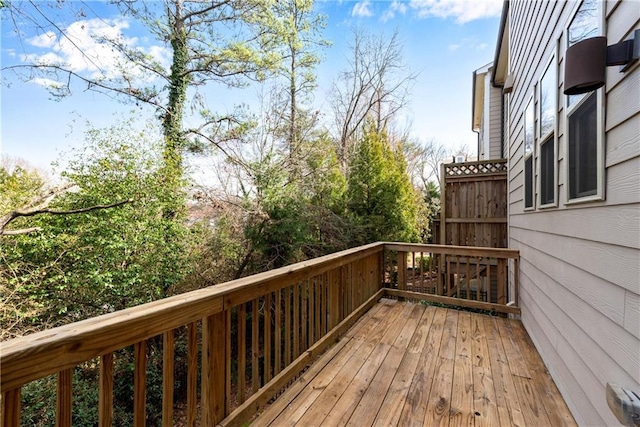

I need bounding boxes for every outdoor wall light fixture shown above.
[564,29,640,95]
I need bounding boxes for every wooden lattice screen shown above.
[438,159,508,248]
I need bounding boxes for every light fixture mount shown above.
[564,29,639,95]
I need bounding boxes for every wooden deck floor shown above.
[252,298,576,426]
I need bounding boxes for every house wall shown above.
[478,69,503,161]
[489,84,502,159]
[505,1,640,425]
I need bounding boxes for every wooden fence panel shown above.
[439,160,508,248]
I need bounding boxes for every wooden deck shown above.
[252,299,576,426]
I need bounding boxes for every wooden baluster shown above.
[455,255,461,298]
[476,258,482,302]
[429,252,435,294]
[308,279,315,344]
[346,266,351,315]
[99,353,113,427]
[514,257,520,306]
[215,311,228,423]
[420,251,425,293]
[238,303,247,404]
[202,316,213,425]
[315,276,321,341]
[446,256,451,296]
[465,255,471,300]
[284,288,291,367]
[437,253,443,295]
[398,252,406,301]
[264,293,272,383]
[486,260,492,303]
[274,291,282,375]
[324,272,330,334]
[498,258,506,305]
[357,258,363,305]
[301,282,308,353]
[252,299,260,393]
[320,274,326,335]
[2,389,21,427]
[411,251,416,292]
[293,283,300,359]
[57,368,72,427]
[225,309,232,416]
[329,270,338,330]
[202,312,226,424]
[134,340,147,427]
[187,322,198,427]
[162,330,174,427]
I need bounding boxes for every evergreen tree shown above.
[346,120,419,245]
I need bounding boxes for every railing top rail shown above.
[443,159,508,178]
[383,242,519,259]
[0,242,384,391]
[444,158,507,166]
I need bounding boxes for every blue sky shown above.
[1,0,502,174]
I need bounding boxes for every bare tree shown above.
[2,0,278,174]
[403,138,451,190]
[330,28,418,169]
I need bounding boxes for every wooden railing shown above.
[384,243,520,315]
[0,243,384,427]
[0,242,519,426]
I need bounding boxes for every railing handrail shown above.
[0,242,385,392]
[384,242,519,259]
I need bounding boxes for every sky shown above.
[0,0,502,175]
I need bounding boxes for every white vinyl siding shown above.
[489,85,503,159]
[505,1,640,426]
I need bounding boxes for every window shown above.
[524,98,535,209]
[566,0,603,202]
[568,93,597,198]
[539,57,556,207]
[540,135,555,204]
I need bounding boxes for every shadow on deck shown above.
[252,299,576,427]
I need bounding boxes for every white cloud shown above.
[23,18,168,82]
[448,37,490,51]
[352,1,374,18]
[381,0,408,22]
[30,77,64,89]
[28,31,57,48]
[409,0,502,23]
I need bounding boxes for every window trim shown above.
[563,0,605,205]
[524,95,535,211]
[537,53,558,209]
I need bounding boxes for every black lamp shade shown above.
[564,36,607,95]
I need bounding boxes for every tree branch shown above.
[1,199,134,236]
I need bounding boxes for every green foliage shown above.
[346,121,420,245]
[0,163,43,216]
[1,119,192,337]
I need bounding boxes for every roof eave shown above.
[491,1,510,87]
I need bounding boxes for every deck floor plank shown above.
[449,311,474,427]
[346,304,425,426]
[372,306,437,427]
[397,307,447,426]
[482,315,526,427]
[291,301,406,426]
[253,303,388,426]
[470,314,500,427]
[249,299,576,427]
[508,319,576,427]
